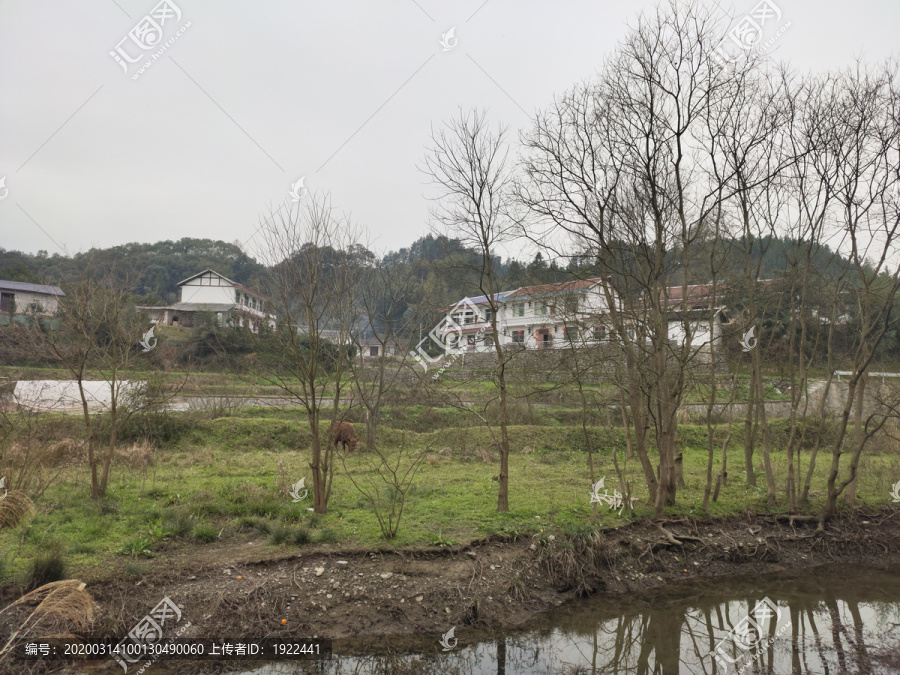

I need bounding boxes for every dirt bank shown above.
[6,509,900,673]
[94,510,900,637]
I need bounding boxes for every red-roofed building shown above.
[660,283,730,348]
[435,277,619,352]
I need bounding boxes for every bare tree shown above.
[813,63,900,523]
[423,108,517,511]
[253,194,361,514]
[520,1,744,516]
[35,265,147,499]
[348,256,429,451]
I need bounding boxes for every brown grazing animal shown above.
[329,421,358,452]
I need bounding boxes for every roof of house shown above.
[176,270,269,300]
[662,283,722,304]
[0,280,65,296]
[507,277,604,300]
[177,269,235,287]
[662,279,777,306]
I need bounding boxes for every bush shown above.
[267,524,290,545]
[290,528,312,545]
[28,541,67,588]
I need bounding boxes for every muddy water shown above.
[213,565,900,675]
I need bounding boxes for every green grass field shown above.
[2,406,898,588]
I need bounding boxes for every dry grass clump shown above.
[114,442,154,471]
[0,580,98,665]
[476,447,496,463]
[0,491,35,529]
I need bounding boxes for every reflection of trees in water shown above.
[232,584,900,675]
[512,579,900,675]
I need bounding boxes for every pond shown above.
[217,564,900,674]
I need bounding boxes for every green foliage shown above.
[290,528,312,545]
[192,524,218,543]
[267,523,291,545]
[116,537,154,558]
[428,528,459,547]
[315,529,339,544]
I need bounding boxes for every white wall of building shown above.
[179,272,237,305]
[439,282,617,353]
[0,289,61,315]
[667,317,722,347]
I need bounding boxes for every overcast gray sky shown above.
[1,0,898,259]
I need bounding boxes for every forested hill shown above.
[0,233,851,307]
[0,235,572,306]
[0,239,265,304]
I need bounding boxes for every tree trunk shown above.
[844,374,866,506]
[309,410,327,514]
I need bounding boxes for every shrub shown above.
[290,528,312,545]
[28,541,67,588]
[267,524,290,545]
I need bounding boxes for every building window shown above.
[592,324,606,341]
[235,290,240,303]
[536,303,548,316]
[484,336,494,347]
[512,330,525,343]
[369,346,379,357]
[564,326,578,341]
[0,292,15,313]
[564,295,579,314]
[513,303,524,317]
[485,309,492,321]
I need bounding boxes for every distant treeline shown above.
[0,233,849,309]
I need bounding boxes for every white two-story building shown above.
[439,278,618,352]
[138,269,276,332]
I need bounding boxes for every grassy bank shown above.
[1,408,898,590]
